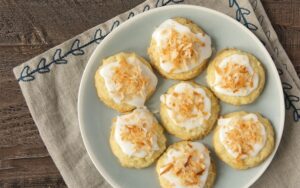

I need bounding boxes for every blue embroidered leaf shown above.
[229,0,235,7]
[53,49,67,64]
[240,8,250,15]
[236,10,241,21]
[143,5,150,12]
[285,95,290,109]
[283,83,300,122]
[266,31,271,40]
[94,29,103,44]
[158,0,183,6]
[288,95,300,102]
[162,0,171,6]
[283,82,292,90]
[37,58,50,73]
[246,23,258,31]
[258,15,264,25]
[230,0,258,31]
[127,12,135,19]
[273,47,279,57]
[171,0,184,3]
[155,0,160,7]
[293,110,300,121]
[19,66,35,81]
[251,0,258,11]
[71,39,84,56]
[110,20,120,31]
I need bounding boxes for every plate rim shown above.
[78,4,285,188]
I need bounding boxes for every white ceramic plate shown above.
[78,5,285,188]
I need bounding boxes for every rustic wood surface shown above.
[0,0,299,187]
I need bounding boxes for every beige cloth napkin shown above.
[13,0,300,187]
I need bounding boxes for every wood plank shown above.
[0,1,142,187]
[262,0,300,76]
[273,25,300,74]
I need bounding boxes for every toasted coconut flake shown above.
[215,61,254,93]
[184,154,192,167]
[120,121,156,154]
[224,118,264,158]
[111,55,150,102]
[159,29,204,72]
[165,89,207,123]
[160,163,174,175]
[161,146,206,186]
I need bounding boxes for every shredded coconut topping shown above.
[160,144,207,186]
[215,61,254,93]
[165,88,207,123]
[120,117,156,154]
[111,56,150,102]
[224,118,264,159]
[159,29,204,73]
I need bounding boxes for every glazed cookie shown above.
[95,52,158,112]
[148,17,212,80]
[156,141,216,188]
[160,82,220,140]
[207,48,265,105]
[110,107,166,168]
[213,111,275,169]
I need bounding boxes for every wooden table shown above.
[0,0,299,187]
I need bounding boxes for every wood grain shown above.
[0,0,299,187]
[261,0,300,77]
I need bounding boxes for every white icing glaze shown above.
[212,54,259,96]
[152,19,212,73]
[114,107,159,158]
[218,113,267,159]
[100,55,157,107]
[160,82,211,129]
[159,142,211,188]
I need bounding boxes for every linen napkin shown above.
[13,0,300,187]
